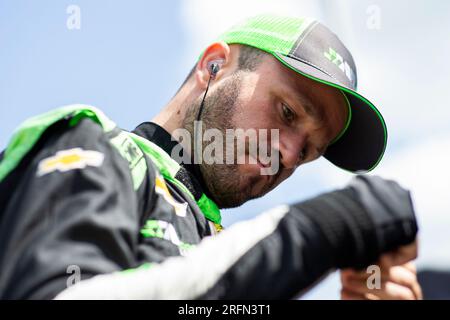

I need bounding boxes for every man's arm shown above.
[0,118,418,299]
[55,176,418,299]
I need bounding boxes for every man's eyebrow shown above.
[293,91,325,124]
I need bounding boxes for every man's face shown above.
[183,52,348,208]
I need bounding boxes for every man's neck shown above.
[151,83,196,136]
[147,86,218,204]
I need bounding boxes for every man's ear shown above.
[195,41,231,89]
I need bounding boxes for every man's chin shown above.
[205,171,270,209]
[214,194,248,209]
[213,186,268,209]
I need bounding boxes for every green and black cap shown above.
[216,14,387,172]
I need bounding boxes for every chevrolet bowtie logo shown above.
[37,148,104,176]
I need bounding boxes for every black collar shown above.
[132,122,212,202]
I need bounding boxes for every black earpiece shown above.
[193,59,222,184]
[210,63,220,76]
[197,59,224,124]
[207,60,222,79]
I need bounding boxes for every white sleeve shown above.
[54,205,288,300]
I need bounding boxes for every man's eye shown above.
[282,104,295,123]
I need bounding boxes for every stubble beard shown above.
[181,72,262,208]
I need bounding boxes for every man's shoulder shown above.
[22,116,128,180]
[0,105,136,185]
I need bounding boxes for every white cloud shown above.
[355,53,450,144]
[179,0,324,65]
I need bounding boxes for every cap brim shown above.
[273,53,387,173]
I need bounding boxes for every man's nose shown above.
[279,133,307,170]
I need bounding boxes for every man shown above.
[0,14,421,299]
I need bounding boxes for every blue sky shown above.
[0,0,188,137]
[1,0,450,299]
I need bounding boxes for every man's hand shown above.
[340,241,422,300]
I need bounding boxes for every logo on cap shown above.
[324,47,356,88]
